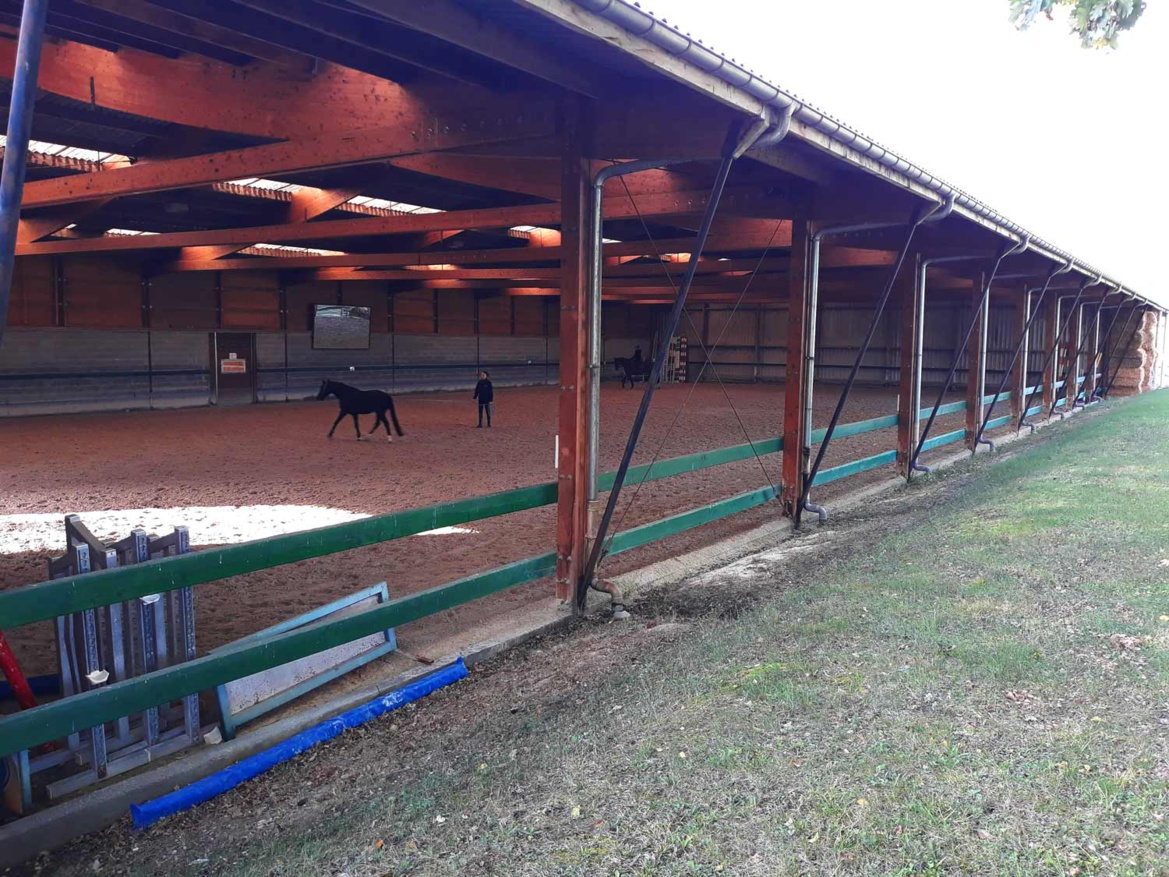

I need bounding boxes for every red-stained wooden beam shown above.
[158,228,796,273]
[0,37,504,140]
[965,272,988,450]
[19,108,555,209]
[346,0,612,96]
[21,190,790,257]
[556,98,591,603]
[16,198,112,244]
[781,215,813,517]
[71,0,315,68]
[1009,291,1030,424]
[896,254,922,476]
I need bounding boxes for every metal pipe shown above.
[1087,293,1128,401]
[1017,281,1090,428]
[795,196,954,524]
[975,262,1071,448]
[578,124,742,609]
[908,236,1030,475]
[0,0,50,350]
[1100,302,1140,397]
[585,113,788,509]
[586,157,692,507]
[1049,282,1110,418]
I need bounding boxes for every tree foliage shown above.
[1009,0,1146,47]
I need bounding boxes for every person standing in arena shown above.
[473,370,494,428]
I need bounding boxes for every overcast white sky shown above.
[652,0,1167,302]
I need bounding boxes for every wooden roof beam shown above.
[20,189,791,256]
[344,0,614,97]
[0,37,505,140]
[156,228,793,273]
[70,0,313,68]
[18,104,556,209]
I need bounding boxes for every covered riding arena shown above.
[0,0,1164,856]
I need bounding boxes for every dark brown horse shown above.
[613,357,653,389]
[317,379,404,441]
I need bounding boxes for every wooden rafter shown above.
[19,190,792,257]
[19,107,556,209]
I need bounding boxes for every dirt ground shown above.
[0,381,987,680]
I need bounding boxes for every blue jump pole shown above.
[0,0,51,351]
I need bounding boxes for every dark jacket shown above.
[473,378,494,403]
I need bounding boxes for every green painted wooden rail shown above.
[0,412,920,755]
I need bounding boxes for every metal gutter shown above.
[566,0,1161,313]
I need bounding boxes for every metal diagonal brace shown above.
[908,236,1030,476]
[1089,295,1134,401]
[1017,276,1091,432]
[1102,304,1147,397]
[794,196,954,528]
[576,123,744,612]
[974,262,1072,450]
[1048,280,1110,419]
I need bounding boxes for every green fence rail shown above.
[601,438,784,492]
[0,481,558,630]
[920,399,967,419]
[0,409,926,756]
[811,413,898,444]
[985,415,1012,431]
[813,449,898,486]
[0,552,558,758]
[920,428,965,453]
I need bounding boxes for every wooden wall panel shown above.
[393,289,434,335]
[437,290,475,336]
[7,255,54,327]
[477,293,511,336]
[63,257,141,328]
[150,272,217,330]
[513,297,544,336]
[221,271,280,331]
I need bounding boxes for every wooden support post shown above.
[781,217,813,516]
[1065,302,1082,408]
[1042,295,1058,415]
[555,100,591,602]
[1084,303,1101,401]
[965,273,988,450]
[896,254,922,476]
[1009,290,1030,424]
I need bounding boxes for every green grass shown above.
[44,392,1169,877]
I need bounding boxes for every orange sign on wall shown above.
[220,359,247,374]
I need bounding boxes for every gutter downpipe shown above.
[907,236,1030,477]
[580,118,778,612]
[0,0,50,351]
[974,261,1072,451]
[796,195,954,525]
[585,107,792,522]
